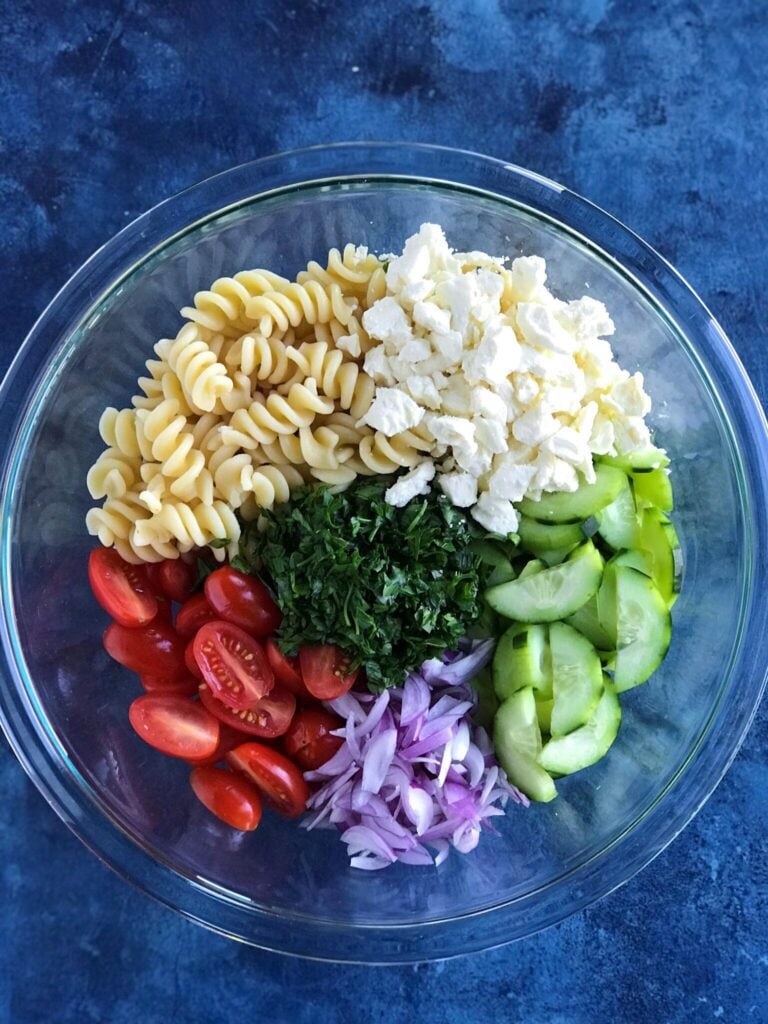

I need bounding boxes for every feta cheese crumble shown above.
[362,224,657,535]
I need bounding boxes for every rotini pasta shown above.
[87,241,435,562]
[157,323,233,414]
[245,281,357,338]
[180,269,289,336]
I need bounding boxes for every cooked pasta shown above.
[87,241,435,561]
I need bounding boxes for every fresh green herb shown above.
[193,556,216,591]
[208,537,230,549]
[237,480,483,691]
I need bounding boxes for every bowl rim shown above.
[1,141,767,963]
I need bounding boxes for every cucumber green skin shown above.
[472,539,514,569]
[549,622,604,737]
[538,678,622,775]
[494,689,557,802]
[566,596,614,651]
[536,697,554,735]
[539,545,578,567]
[613,567,671,692]
[596,478,640,551]
[599,446,670,472]
[486,561,516,588]
[486,542,604,623]
[519,516,584,553]
[633,468,674,512]
[493,623,553,700]
[517,465,626,524]
[638,508,675,605]
[518,558,546,580]
[613,549,653,576]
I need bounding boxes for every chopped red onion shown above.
[303,641,527,870]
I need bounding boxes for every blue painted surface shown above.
[1,1,767,1021]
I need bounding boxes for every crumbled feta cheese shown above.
[364,224,659,519]
[488,454,538,502]
[505,255,547,303]
[516,302,577,354]
[471,493,519,536]
[336,333,362,359]
[359,388,424,434]
[384,461,436,507]
[413,300,452,334]
[511,406,560,447]
[363,297,413,346]
[438,470,478,507]
[406,375,443,409]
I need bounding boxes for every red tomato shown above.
[199,681,296,738]
[284,708,344,770]
[140,673,198,697]
[226,742,309,818]
[185,723,253,767]
[88,548,158,628]
[149,559,197,603]
[190,766,262,831]
[204,567,281,636]
[154,597,174,625]
[128,694,220,760]
[265,639,309,698]
[176,593,217,638]
[299,644,359,700]
[185,639,203,679]
[193,620,274,710]
[104,621,187,679]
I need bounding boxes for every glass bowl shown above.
[1,143,766,963]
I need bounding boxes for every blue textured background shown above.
[1,1,767,1021]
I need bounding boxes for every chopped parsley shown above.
[236,480,483,691]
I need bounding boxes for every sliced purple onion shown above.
[303,641,528,870]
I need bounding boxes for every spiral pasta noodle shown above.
[245,281,357,338]
[180,269,289,336]
[157,324,233,414]
[284,341,375,420]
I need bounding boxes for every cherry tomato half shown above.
[265,639,309,698]
[176,593,217,638]
[226,742,309,818]
[128,694,220,760]
[299,644,359,700]
[193,620,274,710]
[199,681,296,738]
[185,639,203,679]
[190,766,262,831]
[204,567,281,636]
[148,559,197,603]
[88,548,157,628]
[284,708,344,770]
[140,673,199,697]
[104,621,187,680]
[185,723,252,767]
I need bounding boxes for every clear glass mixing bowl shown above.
[1,144,766,963]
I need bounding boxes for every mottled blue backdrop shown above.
[1,1,767,1022]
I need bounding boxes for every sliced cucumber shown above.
[549,622,604,736]
[486,559,516,588]
[633,468,674,512]
[539,545,577,567]
[538,678,621,776]
[472,539,513,569]
[486,541,604,623]
[517,465,626,524]
[596,476,640,551]
[596,561,618,646]
[493,623,553,700]
[637,507,676,606]
[518,558,546,580]
[518,516,584,554]
[494,689,557,802]
[565,596,614,651]
[536,697,554,735]
[600,446,669,472]
[613,548,653,576]
[613,567,671,692]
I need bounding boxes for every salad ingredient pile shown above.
[85,225,681,871]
